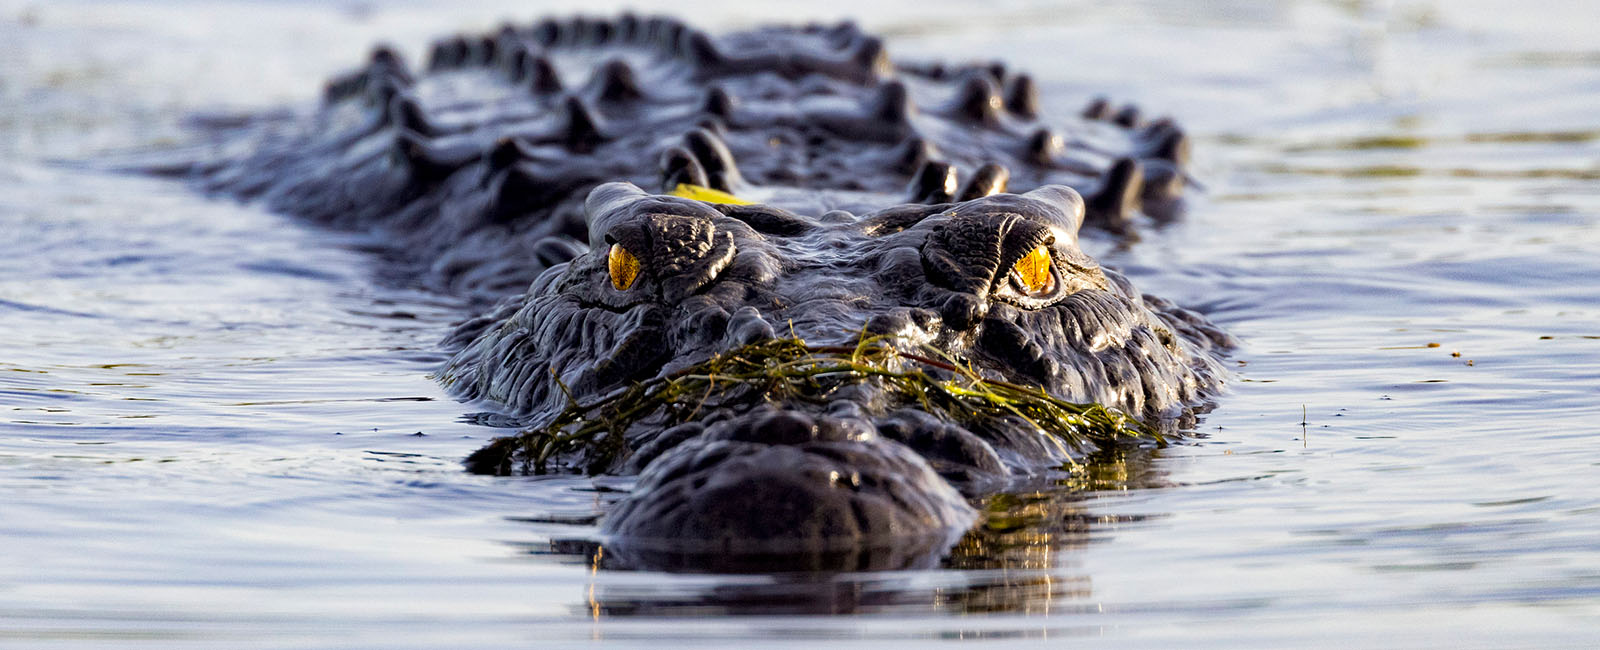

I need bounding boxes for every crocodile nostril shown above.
[939,293,987,331]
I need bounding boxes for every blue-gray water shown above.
[2,1,1597,647]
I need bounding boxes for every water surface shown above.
[2,0,1597,647]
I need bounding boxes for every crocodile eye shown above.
[608,243,641,290]
[1010,245,1056,296]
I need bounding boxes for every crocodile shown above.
[170,14,1230,567]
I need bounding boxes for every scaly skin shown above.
[177,14,1230,565]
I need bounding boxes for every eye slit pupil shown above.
[608,243,641,291]
[1011,245,1055,296]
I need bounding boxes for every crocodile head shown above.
[442,180,1227,564]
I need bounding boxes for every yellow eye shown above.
[1012,245,1055,296]
[608,243,640,290]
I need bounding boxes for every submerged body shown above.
[177,14,1229,566]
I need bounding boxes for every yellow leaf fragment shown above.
[669,183,752,205]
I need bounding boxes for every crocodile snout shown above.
[601,408,977,554]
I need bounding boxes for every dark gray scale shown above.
[484,137,528,173]
[659,146,709,190]
[956,163,1009,201]
[867,80,916,129]
[323,45,414,107]
[583,17,616,45]
[498,39,533,83]
[386,93,438,137]
[679,31,724,73]
[908,161,958,204]
[362,75,401,110]
[588,59,645,104]
[427,35,471,71]
[680,128,743,192]
[557,96,607,153]
[1137,120,1191,167]
[940,71,1006,127]
[1003,74,1039,119]
[648,17,686,55]
[1082,96,1112,120]
[1025,128,1064,166]
[612,13,641,43]
[486,163,559,223]
[528,19,561,48]
[523,55,564,95]
[1083,158,1145,231]
[1139,160,1187,221]
[390,131,476,186]
[1112,104,1142,128]
[890,136,937,175]
[700,85,734,119]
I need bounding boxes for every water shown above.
[3,0,1598,647]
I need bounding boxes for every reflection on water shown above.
[3,0,1600,647]
[526,447,1166,615]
